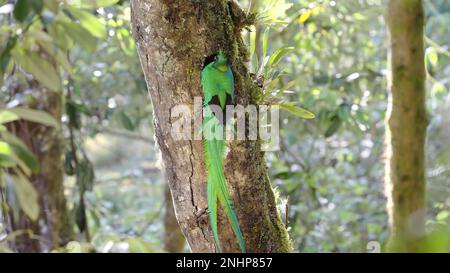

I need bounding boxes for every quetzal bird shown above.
[200,51,246,253]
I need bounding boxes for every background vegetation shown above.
[0,0,448,252]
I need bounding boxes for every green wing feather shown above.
[201,52,245,253]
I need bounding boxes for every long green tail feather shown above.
[203,109,246,253]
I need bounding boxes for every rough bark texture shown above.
[164,185,186,252]
[3,85,73,252]
[385,0,427,252]
[131,0,291,252]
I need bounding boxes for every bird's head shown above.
[214,51,228,71]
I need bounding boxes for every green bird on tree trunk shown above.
[201,51,246,253]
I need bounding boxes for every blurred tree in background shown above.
[0,0,448,252]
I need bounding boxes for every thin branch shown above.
[67,76,90,243]
[95,126,155,144]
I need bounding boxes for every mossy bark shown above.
[131,0,291,252]
[385,0,427,252]
[3,85,73,252]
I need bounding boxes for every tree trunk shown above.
[164,185,186,252]
[131,0,291,252]
[385,0,427,252]
[3,84,73,252]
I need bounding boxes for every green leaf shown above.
[425,224,450,252]
[47,22,74,51]
[267,46,295,67]
[66,100,81,129]
[0,110,19,124]
[8,107,60,128]
[0,140,26,171]
[1,137,32,176]
[280,103,315,119]
[4,174,20,219]
[74,201,87,232]
[0,35,18,73]
[76,159,95,193]
[249,26,258,73]
[0,153,16,169]
[273,171,297,180]
[67,7,106,38]
[337,104,351,121]
[64,151,75,176]
[0,141,12,156]
[12,49,61,91]
[126,237,153,253]
[299,9,311,24]
[324,116,342,138]
[431,82,446,95]
[33,31,72,73]
[116,110,134,131]
[12,172,40,221]
[249,26,256,58]
[9,143,39,174]
[44,0,59,12]
[436,211,448,221]
[57,20,97,52]
[30,0,43,12]
[353,13,366,21]
[262,27,270,59]
[12,0,42,22]
[75,0,119,9]
[13,0,30,22]
[428,49,438,66]
[2,131,39,174]
[117,28,135,56]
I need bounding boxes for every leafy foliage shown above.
[242,0,449,252]
[0,0,448,253]
[0,107,59,222]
